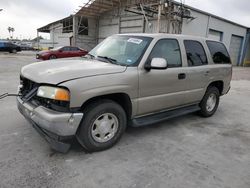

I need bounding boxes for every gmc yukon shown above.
[17,34,232,152]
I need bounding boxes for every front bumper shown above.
[17,97,83,153]
[36,54,46,60]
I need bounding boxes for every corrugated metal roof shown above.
[37,16,73,33]
[75,0,248,28]
[75,0,122,18]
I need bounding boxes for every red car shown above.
[36,46,88,60]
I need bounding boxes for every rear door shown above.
[70,47,81,57]
[3,42,11,52]
[182,40,211,104]
[60,47,71,58]
[0,42,4,51]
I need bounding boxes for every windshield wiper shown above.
[97,56,119,65]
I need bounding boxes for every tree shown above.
[7,27,15,39]
[7,27,11,37]
[11,28,15,39]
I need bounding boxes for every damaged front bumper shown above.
[17,97,83,153]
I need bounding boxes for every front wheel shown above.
[49,55,57,59]
[10,49,17,53]
[76,100,127,152]
[199,87,220,117]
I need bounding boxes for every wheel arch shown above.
[80,93,133,120]
[207,80,224,95]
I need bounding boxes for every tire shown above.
[199,86,220,117]
[76,100,127,152]
[9,49,17,53]
[49,55,57,59]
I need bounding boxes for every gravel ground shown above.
[0,52,250,188]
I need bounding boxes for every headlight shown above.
[37,86,70,101]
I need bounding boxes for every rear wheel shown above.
[199,87,220,117]
[10,49,17,53]
[76,100,127,152]
[49,55,57,59]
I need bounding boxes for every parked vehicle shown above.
[19,43,34,51]
[17,34,232,153]
[0,41,21,53]
[36,46,88,60]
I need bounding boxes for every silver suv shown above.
[17,34,232,152]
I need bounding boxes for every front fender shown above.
[60,68,138,113]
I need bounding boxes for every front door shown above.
[138,39,189,116]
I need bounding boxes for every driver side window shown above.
[148,39,182,68]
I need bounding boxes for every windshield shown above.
[88,35,152,66]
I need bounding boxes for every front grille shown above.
[20,76,70,112]
[33,96,70,112]
[20,76,39,96]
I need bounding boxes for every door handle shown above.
[178,73,186,80]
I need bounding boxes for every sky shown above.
[0,0,249,40]
[0,0,83,39]
[184,0,250,27]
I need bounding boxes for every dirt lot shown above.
[0,52,250,188]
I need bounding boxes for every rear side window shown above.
[148,39,182,68]
[4,43,10,47]
[71,47,80,51]
[62,47,70,51]
[206,41,231,64]
[184,40,208,66]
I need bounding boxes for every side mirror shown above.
[58,49,63,52]
[145,58,168,70]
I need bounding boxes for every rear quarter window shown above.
[206,41,231,64]
[4,42,13,48]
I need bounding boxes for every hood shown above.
[38,50,50,54]
[21,58,127,84]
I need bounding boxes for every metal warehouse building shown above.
[37,0,250,66]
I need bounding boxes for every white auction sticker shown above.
[127,38,143,44]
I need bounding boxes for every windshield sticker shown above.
[127,38,143,44]
[127,59,132,63]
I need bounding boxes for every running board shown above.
[131,105,200,127]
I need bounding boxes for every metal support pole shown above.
[140,4,149,32]
[52,24,55,48]
[167,0,172,33]
[157,4,162,33]
[37,30,39,50]
[96,18,99,44]
[72,15,77,46]
[240,30,250,66]
[206,16,211,37]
